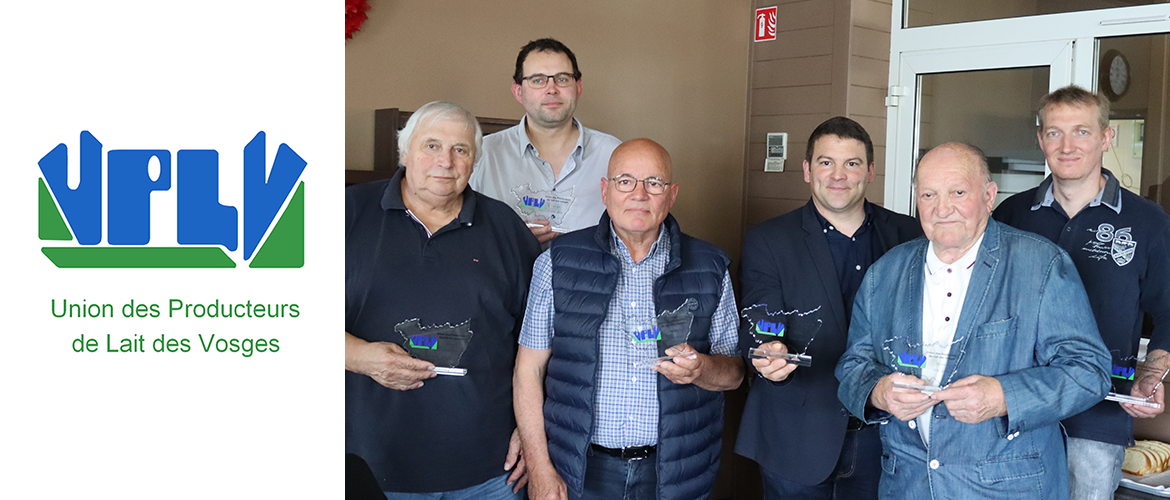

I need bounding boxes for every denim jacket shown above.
[836,218,1110,499]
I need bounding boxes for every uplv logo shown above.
[37,131,305,268]
[632,326,661,343]
[522,195,546,209]
[1112,364,1136,381]
[409,335,438,350]
[897,352,926,368]
[754,319,785,337]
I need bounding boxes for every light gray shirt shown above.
[470,116,621,234]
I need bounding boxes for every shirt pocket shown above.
[966,317,1017,376]
[977,452,1045,483]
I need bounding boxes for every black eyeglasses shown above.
[521,73,577,89]
[609,175,671,195]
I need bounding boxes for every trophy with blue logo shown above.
[510,184,575,233]
[395,318,473,376]
[740,303,816,367]
[1104,350,1163,408]
[883,335,962,394]
[633,298,699,368]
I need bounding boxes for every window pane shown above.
[906,0,1169,29]
[916,67,1050,207]
[1100,34,1170,212]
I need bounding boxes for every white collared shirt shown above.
[917,233,984,445]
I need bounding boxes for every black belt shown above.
[591,443,657,460]
[846,416,870,431]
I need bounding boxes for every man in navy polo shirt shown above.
[994,85,1170,499]
[345,101,541,498]
[513,139,743,500]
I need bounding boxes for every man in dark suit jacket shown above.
[735,117,922,499]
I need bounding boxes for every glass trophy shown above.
[1106,355,1167,409]
[632,298,697,369]
[511,184,574,233]
[395,318,473,376]
[740,303,820,368]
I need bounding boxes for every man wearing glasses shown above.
[471,38,621,246]
[514,139,744,500]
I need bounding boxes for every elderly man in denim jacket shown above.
[836,142,1110,500]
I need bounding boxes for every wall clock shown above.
[1101,49,1129,101]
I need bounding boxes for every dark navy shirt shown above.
[345,168,541,492]
[813,202,876,323]
[994,169,1170,447]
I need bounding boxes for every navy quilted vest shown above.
[546,213,729,500]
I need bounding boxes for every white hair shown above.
[397,101,484,166]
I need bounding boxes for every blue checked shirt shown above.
[520,223,739,448]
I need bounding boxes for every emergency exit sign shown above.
[755,6,777,42]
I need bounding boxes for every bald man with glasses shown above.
[514,139,744,500]
[470,38,621,246]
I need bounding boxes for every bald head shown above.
[915,143,990,187]
[914,142,998,263]
[608,138,673,180]
[601,138,679,245]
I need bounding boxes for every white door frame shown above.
[885,3,1170,214]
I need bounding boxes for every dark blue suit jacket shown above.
[735,199,922,484]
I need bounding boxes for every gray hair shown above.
[398,101,484,166]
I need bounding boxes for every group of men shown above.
[345,37,1170,500]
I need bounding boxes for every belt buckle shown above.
[620,446,652,460]
[846,416,867,431]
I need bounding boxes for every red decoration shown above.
[346,0,371,40]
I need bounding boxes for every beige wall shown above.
[346,0,751,258]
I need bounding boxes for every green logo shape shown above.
[250,182,305,268]
[38,178,73,241]
[41,247,237,268]
[409,337,438,349]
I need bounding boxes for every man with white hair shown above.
[345,100,541,498]
[836,142,1110,499]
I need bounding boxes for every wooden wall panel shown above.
[749,114,833,145]
[752,86,834,116]
[852,27,892,61]
[754,26,834,61]
[848,84,888,119]
[753,56,834,88]
[854,0,894,32]
[849,55,890,90]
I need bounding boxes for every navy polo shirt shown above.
[813,202,876,323]
[994,169,1170,447]
[345,168,541,492]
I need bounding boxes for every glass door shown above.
[885,41,1074,213]
[885,3,1170,214]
